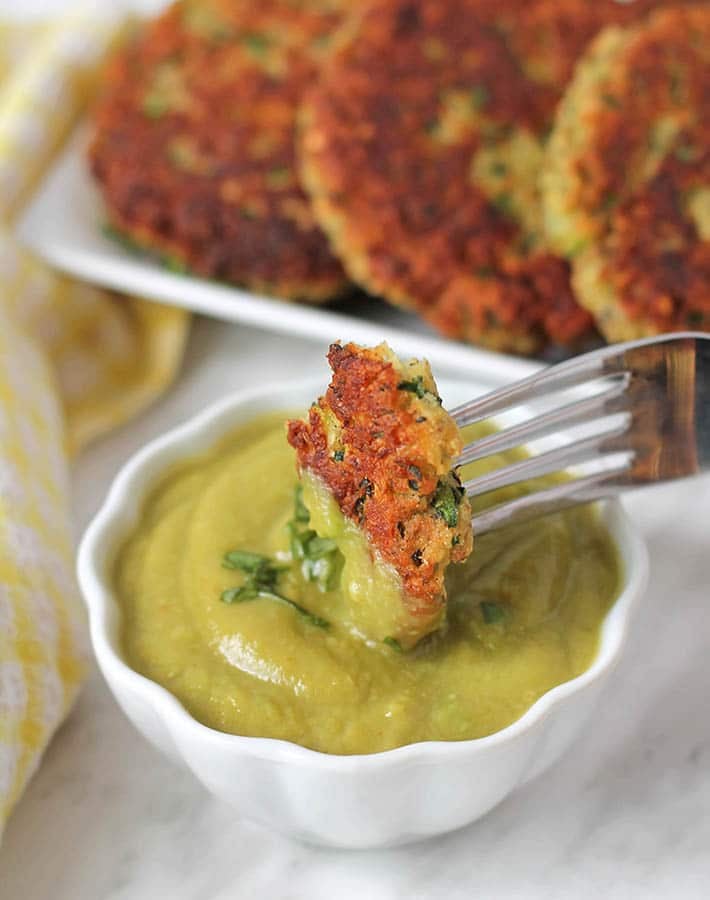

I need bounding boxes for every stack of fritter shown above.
[89,0,710,353]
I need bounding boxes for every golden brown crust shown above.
[88,0,347,300]
[502,1,693,92]
[543,4,710,339]
[299,0,677,353]
[287,342,473,632]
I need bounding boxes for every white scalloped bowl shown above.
[77,377,648,849]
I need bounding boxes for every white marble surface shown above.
[1,318,709,899]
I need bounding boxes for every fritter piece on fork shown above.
[287,342,473,649]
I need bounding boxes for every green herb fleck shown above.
[675,144,698,163]
[333,449,345,462]
[601,192,618,212]
[265,166,290,189]
[431,480,460,528]
[288,522,312,560]
[293,484,310,523]
[142,93,169,119]
[222,550,273,574]
[481,601,506,624]
[568,237,590,258]
[102,224,191,274]
[220,550,327,627]
[452,534,461,547]
[492,192,514,217]
[242,32,270,55]
[221,585,258,603]
[517,232,539,255]
[398,376,426,398]
[288,487,343,592]
[601,93,621,110]
[687,310,705,327]
[489,160,508,177]
[102,224,143,254]
[383,636,403,652]
[397,375,442,404]
[222,584,328,628]
[470,84,490,111]
[296,533,342,592]
[164,255,188,274]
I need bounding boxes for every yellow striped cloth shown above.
[0,8,189,837]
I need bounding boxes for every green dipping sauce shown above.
[115,412,621,755]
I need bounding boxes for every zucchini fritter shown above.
[300,0,673,354]
[89,0,348,301]
[300,1,698,353]
[543,5,710,340]
[287,342,472,648]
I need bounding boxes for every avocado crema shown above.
[116,411,621,755]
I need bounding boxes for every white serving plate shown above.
[77,375,648,849]
[18,127,542,386]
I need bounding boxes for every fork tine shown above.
[450,332,709,532]
[471,466,630,535]
[457,374,629,467]
[462,417,632,497]
[450,351,611,428]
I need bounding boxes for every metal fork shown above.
[450,332,710,534]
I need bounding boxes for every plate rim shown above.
[18,124,544,386]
